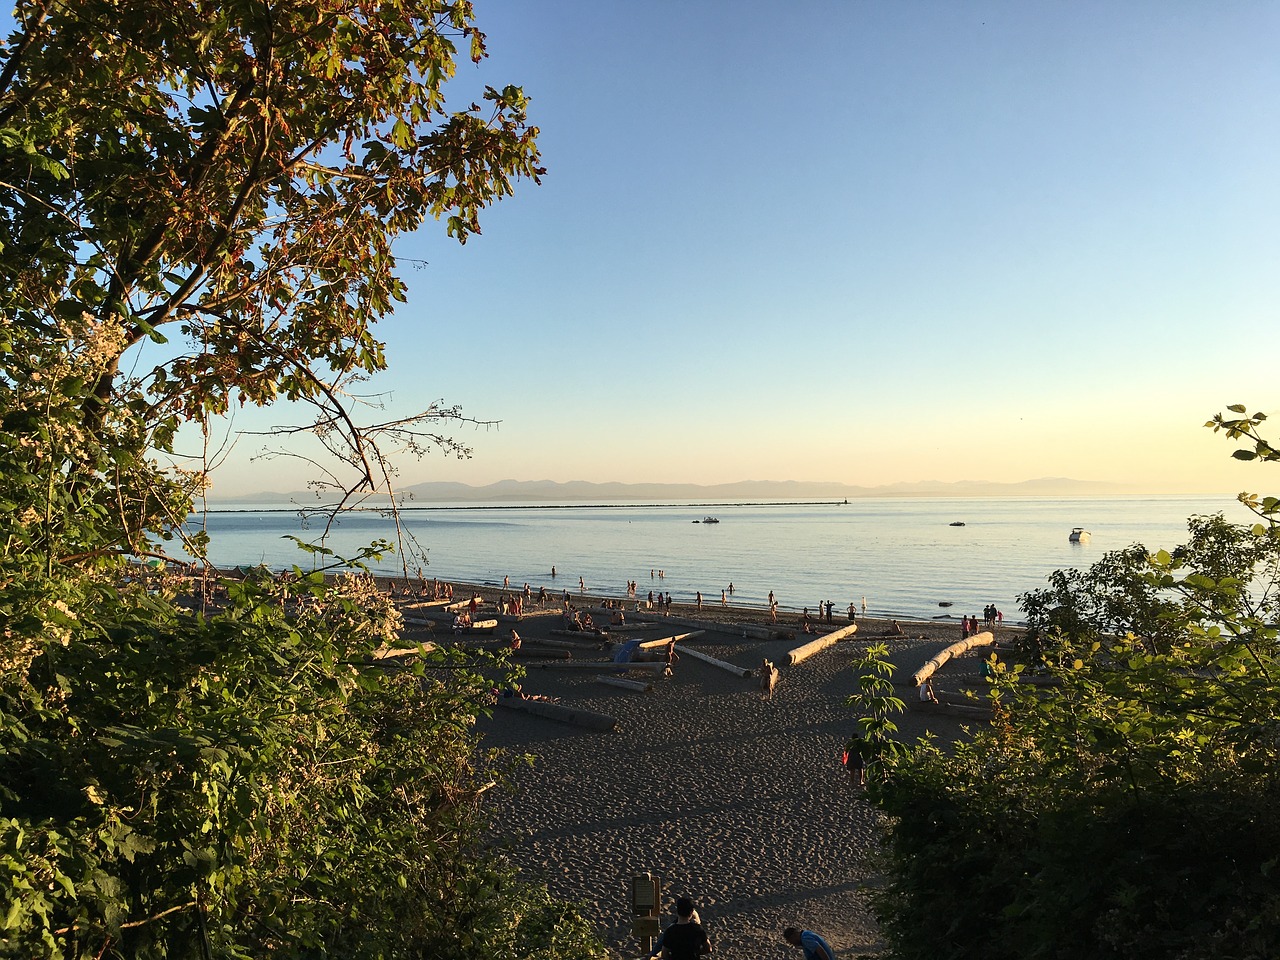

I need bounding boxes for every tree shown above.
[0,5,605,957]
[845,643,909,786]
[869,406,1280,960]
[0,0,543,545]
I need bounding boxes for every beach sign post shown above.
[629,872,662,949]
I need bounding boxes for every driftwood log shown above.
[911,631,995,686]
[526,660,669,673]
[785,622,859,667]
[631,611,779,640]
[595,675,654,693]
[673,645,753,679]
[494,697,617,731]
[637,631,704,650]
[549,628,609,641]
[370,642,438,662]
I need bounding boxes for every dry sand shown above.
[400,588,995,960]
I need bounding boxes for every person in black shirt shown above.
[657,896,712,959]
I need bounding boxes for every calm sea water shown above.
[186,496,1249,624]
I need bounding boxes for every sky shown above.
[192,1,1280,498]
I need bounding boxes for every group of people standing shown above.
[960,603,1003,638]
[644,895,836,959]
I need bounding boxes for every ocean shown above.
[185,495,1251,624]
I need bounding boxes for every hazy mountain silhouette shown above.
[213,477,1132,504]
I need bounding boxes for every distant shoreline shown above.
[194,500,855,514]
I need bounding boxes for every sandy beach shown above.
[398,585,991,960]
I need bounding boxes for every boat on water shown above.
[701,517,720,524]
[949,521,965,527]
[1069,527,1091,543]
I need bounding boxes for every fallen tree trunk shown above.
[631,612,778,640]
[370,642,438,662]
[786,633,840,667]
[637,631,704,650]
[674,645,753,679]
[911,631,995,686]
[596,675,654,693]
[494,697,617,731]
[526,661,669,673]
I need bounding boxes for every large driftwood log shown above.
[637,631,704,650]
[399,598,451,611]
[511,647,572,660]
[527,660,669,672]
[494,697,617,731]
[371,642,438,661]
[549,628,609,641]
[595,675,654,693]
[911,631,995,686]
[631,611,778,640]
[785,624,858,667]
[673,645,754,679]
[534,637,603,650]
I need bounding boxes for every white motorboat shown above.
[1069,527,1091,543]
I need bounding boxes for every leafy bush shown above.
[869,408,1280,960]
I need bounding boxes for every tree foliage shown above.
[0,4,604,957]
[869,406,1280,960]
[0,0,543,521]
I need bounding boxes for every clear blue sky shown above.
[200,1,1280,498]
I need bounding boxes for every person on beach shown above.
[843,736,869,787]
[720,589,727,606]
[508,629,521,651]
[889,620,904,636]
[759,657,779,699]
[861,596,867,615]
[659,897,712,959]
[696,591,702,611]
[847,601,857,622]
[783,926,836,960]
[918,677,938,703]
[645,901,706,960]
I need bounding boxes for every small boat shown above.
[702,516,720,524]
[1069,527,1091,543]
[949,521,965,527]
[938,601,954,608]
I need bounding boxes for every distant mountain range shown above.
[212,476,1135,505]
